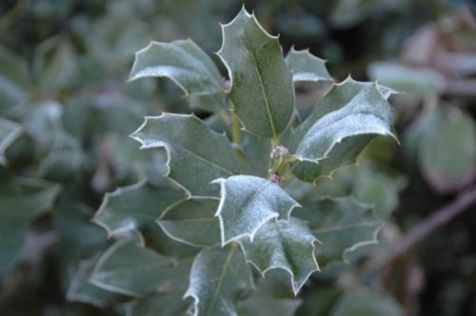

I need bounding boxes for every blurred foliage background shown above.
[0,0,475,315]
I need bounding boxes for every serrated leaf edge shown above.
[216,6,294,139]
[128,39,221,97]
[92,180,148,238]
[130,112,234,199]
[238,225,320,296]
[293,77,398,165]
[287,47,333,83]
[212,177,301,246]
[157,196,221,248]
[89,233,150,298]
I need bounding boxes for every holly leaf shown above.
[158,198,221,248]
[240,218,319,295]
[288,78,396,182]
[125,292,190,316]
[0,176,60,278]
[213,175,300,245]
[217,7,294,138]
[184,247,254,316]
[129,39,223,95]
[295,197,381,266]
[91,236,192,297]
[130,114,239,197]
[94,179,184,234]
[285,48,332,83]
[0,117,21,165]
[67,255,122,307]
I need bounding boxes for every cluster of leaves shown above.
[63,7,402,315]
[2,1,474,315]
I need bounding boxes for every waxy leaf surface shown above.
[289,78,396,181]
[214,175,300,245]
[129,39,223,95]
[217,8,294,138]
[240,218,319,295]
[185,247,254,316]
[131,114,239,197]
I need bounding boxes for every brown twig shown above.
[369,184,476,271]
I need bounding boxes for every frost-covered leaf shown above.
[217,7,294,138]
[125,292,190,316]
[93,180,195,256]
[285,48,332,83]
[0,117,21,165]
[0,176,60,278]
[91,236,191,297]
[418,106,476,193]
[240,218,319,295]
[130,113,239,197]
[129,39,223,95]
[158,198,221,248]
[331,288,403,316]
[94,180,184,236]
[295,197,381,266]
[185,247,254,316]
[238,280,301,316]
[289,78,396,181]
[67,255,121,307]
[213,175,300,245]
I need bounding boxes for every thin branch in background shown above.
[369,184,476,271]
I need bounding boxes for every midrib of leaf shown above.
[312,222,377,234]
[243,36,277,139]
[206,248,235,315]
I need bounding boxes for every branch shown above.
[369,184,476,271]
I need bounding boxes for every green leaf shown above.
[91,236,191,297]
[94,180,185,236]
[185,247,254,316]
[125,292,190,316]
[130,113,239,197]
[129,39,223,95]
[93,180,194,257]
[289,78,396,181]
[295,197,380,266]
[331,288,403,316]
[418,106,476,193]
[285,48,332,83]
[238,280,301,316]
[240,218,319,295]
[67,255,122,307]
[213,175,300,245]
[0,117,21,165]
[0,176,60,278]
[217,7,295,138]
[158,198,221,248]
